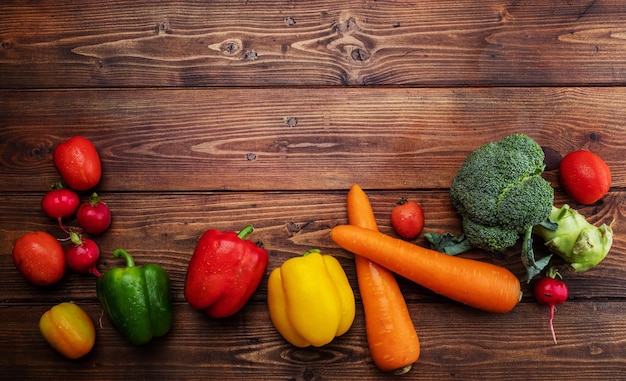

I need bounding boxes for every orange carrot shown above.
[347,185,419,374]
[330,224,521,313]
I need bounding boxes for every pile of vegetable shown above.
[442,133,613,281]
[10,132,617,368]
[12,135,176,356]
[14,136,112,287]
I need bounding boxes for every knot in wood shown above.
[1,39,14,49]
[335,17,359,35]
[284,117,298,127]
[220,39,242,56]
[350,47,371,62]
[244,50,258,61]
[157,19,172,35]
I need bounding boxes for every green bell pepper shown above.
[96,248,173,345]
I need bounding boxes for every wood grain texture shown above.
[2,302,625,381]
[1,1,626,87]
[1,0,626,379]
[1,87,625,192]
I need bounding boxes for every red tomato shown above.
[390,199,425,239]
[76,193,111,234]
[53,136,102,191]
[12,231,66,286]
[41,187,80,220]
[559,150,611,204]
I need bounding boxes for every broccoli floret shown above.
[461,218,520,253]
[449,134,554,280]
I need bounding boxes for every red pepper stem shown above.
[237,225,255,240]
[113,248,136,268]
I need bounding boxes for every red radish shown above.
[41,183,79,230]
[66,232,101,277]
[533,269,568,344]
[76,192,111,234]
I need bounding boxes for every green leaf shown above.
[425,232,473,256]
[521,227,552,282]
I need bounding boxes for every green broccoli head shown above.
[461,218,520,252]
[450,133,554,253]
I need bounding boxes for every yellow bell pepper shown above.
[267,249,355,347]
[39,302,96,359]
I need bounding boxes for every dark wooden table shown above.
[1,1,625,380]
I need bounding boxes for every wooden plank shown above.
[2,0,626,88]
[1,87,624,192]
[1,302,625,380]
[2,1,625,379]
[1,191,623,303]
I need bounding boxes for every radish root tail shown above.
[549,305,557,344]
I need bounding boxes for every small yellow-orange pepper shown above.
[39,302,96,359]
[267,249,355,347]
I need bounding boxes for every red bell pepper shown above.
[184,225,269,318]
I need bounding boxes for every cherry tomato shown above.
[76,192,111,234]
[41,186,79,220]
[53,136,102,191]
[559,150,611,204]
[40,302,96,359]
[66,232,101,277]
[390,198,425,239]
[12,231,66,286]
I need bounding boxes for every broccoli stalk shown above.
[533,204,614,272]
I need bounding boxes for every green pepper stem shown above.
[113,248,136,268]
[237,225,255,240]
